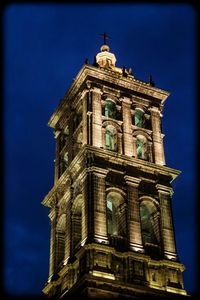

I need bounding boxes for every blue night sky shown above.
[3,3,196,297]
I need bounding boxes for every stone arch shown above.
[133,129,152,141]
[102,120,122,133]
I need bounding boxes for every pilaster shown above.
[150,107,165,165]
[121,97,134,157]
[80,171,88,246]
[92,87,103,148]
[48,206,58,282]
[124,176,144,252]
[63,191,72,265]
[82,90,88,145]
[54,130,61,183]
[92,167,109,244]
[156,184,177,260]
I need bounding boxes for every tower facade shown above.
[42,42,188,299]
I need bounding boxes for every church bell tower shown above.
[42,37,188,299]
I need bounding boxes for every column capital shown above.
[121,96,131,105]
[149,106,162,116]
[88,166,108,177]
[149,106,160,113]
[91,86,103,94]
[53,130,61,139]
[124,175,141,186]
[156,184,173,196]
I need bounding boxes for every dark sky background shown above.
[3,3,196,297]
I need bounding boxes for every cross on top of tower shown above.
[99,32,110,45]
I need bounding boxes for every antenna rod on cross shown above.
[99,32,110,45]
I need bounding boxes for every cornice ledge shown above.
[41,173,71,208]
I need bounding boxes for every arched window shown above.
[72,197,82,251]
[56,214,66,269]
[106,191,126,237]
[136,135,147,160]
[135,108,144,128]
[105,99,116,119]
[105,125,117,151]
[140,200,160,246]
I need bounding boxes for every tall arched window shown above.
[56,214,66,269]
[135,108,144,128]
[106,191,126,237]
[136,135,147,160]
[105,125,117,151]
[105,99,116,119]
[140,200,160,246]
[72,196,82,251]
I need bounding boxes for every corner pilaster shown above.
[156,184,177,260]
[121,97,134,157]
[150,107,165,165]
[48,206,58,282]
[124,176,144,252]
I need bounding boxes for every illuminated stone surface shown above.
[42,43,189,299]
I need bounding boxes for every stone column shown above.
[132,136,137,157]
[122,97,134,157]
[92,168,108,244]
[48,205,58,281]
[124,176,144,252]
[53,130,61,183]
[80,171,88,246]
[63,191,71,265]
[156,184,177,260]
[82,90,88,145]
[92,87,103,148]
[150,107,165,165]
[118,132,123,154]
[86,83,93,145]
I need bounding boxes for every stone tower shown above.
[42,41,188,299]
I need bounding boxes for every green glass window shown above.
[105,125,117,151]
[107,198,117,235]
[136,135,147,160]
[106,192,126,237]
[135,108,144,128]
[140,202,160,245]
[105,100,116,118]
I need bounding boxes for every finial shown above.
[85,58,89,65]
[99,32,110,45]
[96,32,116,68]
[149,74,155,87]
[99,32,110,52]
